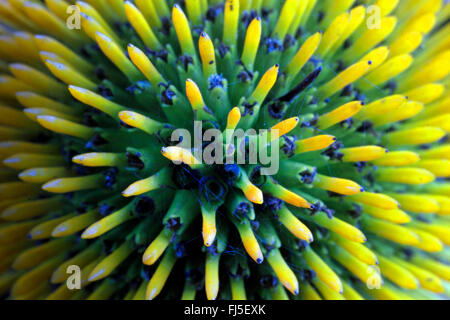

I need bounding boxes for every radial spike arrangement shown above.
[0,0,449,301]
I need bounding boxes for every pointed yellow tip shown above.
[283,280,299,296]
[296,135,337,154]
[270,117,300,141]
[185,79,203,109]
[146,287,158,300]
[88,268,105,282]
[142,253,157,266]
[241,230,264,264]
[285,191,311,209]
[161,146,199,166]
[251,64,280,104]
[122,177,156,198]
[227,107,241,130]
[72,155,84,165]
[315,176,363,196]
[41,179,62,193]
[118,111,137,127]
[127,42,136,51]
[81,224,100,239]
[22,108,41,121]
[122,184,138,198]
[206,287,218,301]
[203,232,216,248]
[341,146,388,162]
[36,115,56,125]
[95,31,111,43]
[142,237,168,266]
[68,84,84,97]
[51,225,67,238]
[244,184,264,204]
[203,219,217,247]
